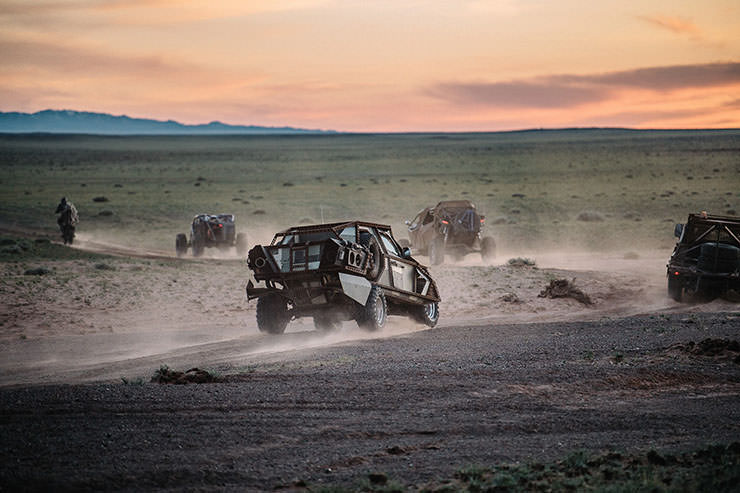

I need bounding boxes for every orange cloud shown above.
[0,36,215,79]
[639,15,701,36]
[0,0,330,27]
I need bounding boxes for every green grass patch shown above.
[304,443,740,492]
[1,130,738,252]
[0,235,113,262]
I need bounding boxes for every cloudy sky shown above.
[1,0,739,131]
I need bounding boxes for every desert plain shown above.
[0,130,739,491]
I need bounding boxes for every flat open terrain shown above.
[0,131,739,490]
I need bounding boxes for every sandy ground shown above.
[1,238,738,490]
[0,238,737,387]
[1,237,733,386]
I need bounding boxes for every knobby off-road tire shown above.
[356,285,387,331]
[175,234,187,257]
[413,301,440,328]
[429,236,445,265]
[236,233,248,257]
[365,236,384,281]
[481,236,496,262]
[191,233,205,257]
[256,293,290,334]
[667,274,683,302]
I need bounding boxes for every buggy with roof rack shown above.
[245,221,440,334]
[667,212,740,301]
[402,200,495,265]
[175,214,248,257]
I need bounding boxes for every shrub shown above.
[576,210,604,222]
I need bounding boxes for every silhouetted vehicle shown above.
[667,212,740,301]
[403,200,495,265]
[176,214,247,257]
[246,221,440,334]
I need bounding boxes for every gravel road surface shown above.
[2,312,738,491]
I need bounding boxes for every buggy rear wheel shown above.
[191,233,204,257]
[429,236,445,265]
[356,285,387,331]
[236,232,248,256]
[256,293,290,334]
[481,236,496,262]
[667,274,683,302]
[175,234,187,257]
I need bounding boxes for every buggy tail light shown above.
[218,223,223,228]
[441,220,449,225]
[674,271,680,276]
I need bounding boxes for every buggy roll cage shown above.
[671,213,740,264]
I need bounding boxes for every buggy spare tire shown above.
[356,285,387,331]
[256,293,290,334]
[175,233,187,257]
[364,236,384,281]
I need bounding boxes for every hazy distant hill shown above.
[0,110,334,135]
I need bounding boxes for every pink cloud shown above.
[428,62,740,109]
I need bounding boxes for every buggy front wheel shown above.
[413,301,439,328]
[256,293,290,334]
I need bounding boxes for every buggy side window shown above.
[338,226,356,244]
[276,234,294,246]
[379,232,401,257]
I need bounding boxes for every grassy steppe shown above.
[1,130,738,252]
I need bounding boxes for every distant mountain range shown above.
[0,110,334,135]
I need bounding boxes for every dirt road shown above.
[0,238,738,490]
[2,312,739,491]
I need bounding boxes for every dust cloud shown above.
[3,225,735,387]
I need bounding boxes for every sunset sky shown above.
[1,0,739,132]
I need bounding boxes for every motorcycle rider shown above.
[55,197,79,244]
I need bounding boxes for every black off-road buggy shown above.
[245,221,441,334]
[176,214,247,257]
[667,212,740,301]
[403,200,495,265]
